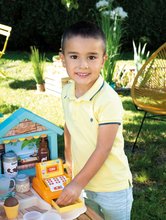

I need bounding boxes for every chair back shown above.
[131,42,166,115]
[0,24,12,58]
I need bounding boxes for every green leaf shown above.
[21,139,38,149]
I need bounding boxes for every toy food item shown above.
[3,197,19,219]
[4,197,18,206]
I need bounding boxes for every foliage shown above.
[116,0,166,50]
[113,41,150,88]
[133,40,150,73]
[61,0,79,11]
[30,46,45,84]
[96,0,128,83]
[113,63,136,88]
[21,138,40,150]
[0,0,165,51]
[0,0,97,51]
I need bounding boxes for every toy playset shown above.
[32,158,83,212]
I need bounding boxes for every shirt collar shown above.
[66,75,105,101]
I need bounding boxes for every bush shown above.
[0,0,97,52]
[116,0,166,50]
[0,0,165,52]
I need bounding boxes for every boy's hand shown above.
[66,164,72,177]
[56,180,82,206]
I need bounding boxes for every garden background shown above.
[0,0,166,220]
[0,0,166,52]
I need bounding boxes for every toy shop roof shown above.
[0,107,63,138]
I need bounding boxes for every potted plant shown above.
[30,46,46,92]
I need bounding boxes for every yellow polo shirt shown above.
[61,75,132,192]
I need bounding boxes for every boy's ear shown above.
[102,54,108,66]
[59,52,66,67]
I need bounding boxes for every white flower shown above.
[102,9,116,18]
[109,10,116,19]
[96,0,109,9]
[114,7,128,19]
[101,10,110,16]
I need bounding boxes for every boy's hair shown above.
[61,21,106,54]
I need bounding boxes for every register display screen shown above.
[39,159,64,179]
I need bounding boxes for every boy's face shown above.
[61,36,106,91]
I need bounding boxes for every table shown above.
[0,189,103,220]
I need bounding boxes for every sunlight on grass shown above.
[134,171,149,183]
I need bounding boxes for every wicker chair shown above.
[131,42,166,152]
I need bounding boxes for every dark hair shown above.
[61,21,106,54]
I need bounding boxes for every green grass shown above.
[0,52,166,219]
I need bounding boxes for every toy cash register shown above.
[32,159,83,212]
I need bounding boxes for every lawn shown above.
[0,51,166,220]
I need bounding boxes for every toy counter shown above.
[0,187,103,220]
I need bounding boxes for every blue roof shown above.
[0,108,63,138]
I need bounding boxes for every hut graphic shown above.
[0,108,63,176]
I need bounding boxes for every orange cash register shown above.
[32,158,83,213]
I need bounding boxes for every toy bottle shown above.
[38,137,49,162]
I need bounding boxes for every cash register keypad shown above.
[44,176,67,192]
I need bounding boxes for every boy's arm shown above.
[64,124,72,176]
[57,123,119,205]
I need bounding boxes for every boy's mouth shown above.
[76,72,90,77]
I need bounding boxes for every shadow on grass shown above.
[122,99,137,112]
[9,79,36,90]
[1,51,55,63]
[1,51,30,62]
[124,113,166,155]
[124,119,166,137]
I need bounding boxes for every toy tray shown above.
[32,188,87,220]
[0,188,87,220]
[19,195,52,213]
[52,198,84,213]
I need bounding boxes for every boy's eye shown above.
[88,56,97,60]
[70,55,78,59]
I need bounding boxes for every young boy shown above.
[57,21,133,220]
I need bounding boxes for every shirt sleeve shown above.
[94,89,124,125]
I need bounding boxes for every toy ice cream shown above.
[3,197,19,219]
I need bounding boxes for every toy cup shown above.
[23,211,42,220]
[4,203,19,219]
[3,197,19,219]
[0,174,15,195]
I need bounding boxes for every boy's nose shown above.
[79,59,88,69]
